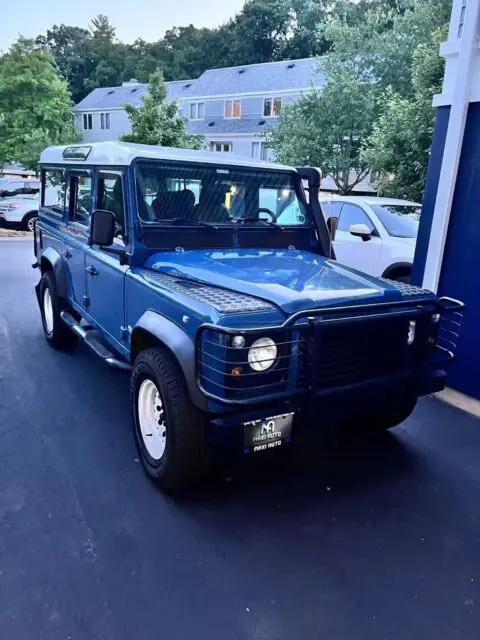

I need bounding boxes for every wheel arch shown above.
[381,261,412,280]
[38,247,67,299]
[131,311,207,410]
[22,210,38,221]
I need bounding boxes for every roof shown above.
[74,57,325,110]
[319,195,421,206]
[188,118,279,136]
[39,141,295,171]
[74,80,196,111]
[186,57,325,98]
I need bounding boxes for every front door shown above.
[333,203,383,276]
[86,171,128,352]
[63,170,93,308]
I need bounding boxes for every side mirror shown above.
[90,209,115,247]
[349,223,374,241]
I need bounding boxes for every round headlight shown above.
[248,337,277,372]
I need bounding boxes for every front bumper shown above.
[197,296,464,410]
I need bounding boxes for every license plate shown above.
[243,412,294,453]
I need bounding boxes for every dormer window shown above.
[190,102,205,120]
[264,97,282,117]
[224,99,241,119]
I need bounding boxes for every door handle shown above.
[86,265,98,276]
[63,249,72,259]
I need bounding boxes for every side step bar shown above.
[60,310,131,372]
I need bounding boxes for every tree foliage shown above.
[267,59,376,193]
[120,70,202,149]
[364,26,447,200]
[270,0,450,196]
[0,38,78,170]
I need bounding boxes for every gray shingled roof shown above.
[74,80,196,111]
[75,57,325,110]
[187,118,279,135]
[185,57,325,97]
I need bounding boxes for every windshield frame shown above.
[133,158,312,230]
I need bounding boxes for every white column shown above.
[422,0,480,292]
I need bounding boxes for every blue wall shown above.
[415,103,480,399]
[412,106,450,285]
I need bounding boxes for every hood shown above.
[144,248,410,315]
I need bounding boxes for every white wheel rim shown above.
[43,288,54,334]
[138,379,167,461]
[27,217,35,232]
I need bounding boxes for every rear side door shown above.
[333,203,383,276]
[85,170,129,352]
[62,170,93,308]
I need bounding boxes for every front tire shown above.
[39,272,77,351]
[131,347,209,492]
[363,395,417,431]
[23,212,37,232]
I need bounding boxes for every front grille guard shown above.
[196,296,465,405]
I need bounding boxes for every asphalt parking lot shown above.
[1,238,479,640]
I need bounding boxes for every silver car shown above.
[0,193,39,231]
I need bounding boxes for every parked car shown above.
[0,193,39,231]
[33,142,463,492]
[320,195,421,282]
[0,179,40,199]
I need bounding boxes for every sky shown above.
[0,0,247,51]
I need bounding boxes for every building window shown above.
[224,99,241,119]
[263,97,282,117]
[458,0,467,38]
[209,141,233,152]
[100,112,111,130]
[189,102,205,120]
[251,141,270,160]
[83,113,93,130]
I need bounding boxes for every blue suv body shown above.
[34,142,463,491]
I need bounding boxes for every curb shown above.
[435,388,480,419]
[0,236,32,242]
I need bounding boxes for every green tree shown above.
[35,25,95,103]
[0,38,78,170]
[364,26,447,200]
[267,59,376,193]
[120,70,203,149]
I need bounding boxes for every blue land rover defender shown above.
[33,142,463,491]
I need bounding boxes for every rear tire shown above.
[131,347,209,492]
[39,272,77,351]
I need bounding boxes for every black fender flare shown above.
[381,261,412,279]
[37,246,68,300]
[131,310,207,410]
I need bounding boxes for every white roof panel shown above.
[39,141,295,172]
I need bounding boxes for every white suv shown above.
[320,195,421,282]
[0,193,39,231]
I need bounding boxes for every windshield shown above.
[371,204,421,238]
[135,161,308,227]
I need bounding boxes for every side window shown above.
[337,203,373,232]
[66,171,92,226]
[98,172,126,242]
[42,169,67,215]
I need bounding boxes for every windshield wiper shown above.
[167,217,221,229]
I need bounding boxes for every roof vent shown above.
[258,119,266,126]
[208,121,215,127]
[287,62,295,69]
[131,87,138,93]
[238,68,246,74]
[184,83,192,88]
[107,90,115,95]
